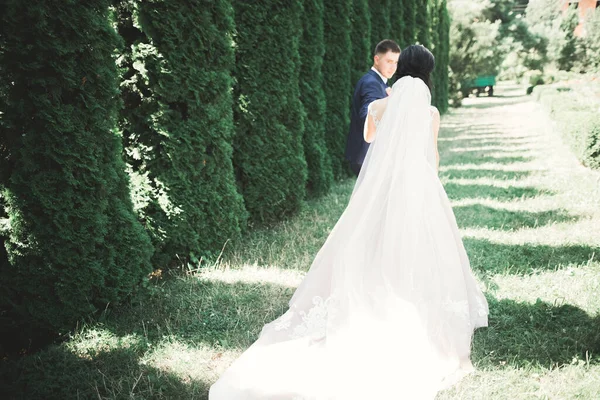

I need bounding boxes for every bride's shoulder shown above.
[429,106,439,116]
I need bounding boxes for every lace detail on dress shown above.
[442,299,470,320]
[273,296,337,340]
[368,104,381,128]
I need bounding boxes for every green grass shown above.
[2,82,600,399]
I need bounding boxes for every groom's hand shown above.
[386,87,392,96]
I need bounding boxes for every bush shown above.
[390,1,405,47]
[534,85,600,170]
[116,0,247,266]
[233,0,308,222]
[300,0,334,197]
[351,0,372,87]
[0,0,152,333]
[323,0,353,179]
[369,0,391,49]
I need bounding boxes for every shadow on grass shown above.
[104,278,293,349]
[1,277,294,399]
[473,296,600,369]
[1,345,209,400]
[453,204,579,231]
[443,183,551,201]
[464,238,599,275]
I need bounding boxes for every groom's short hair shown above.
[374,40,401,56]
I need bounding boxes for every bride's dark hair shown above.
[394,44,435,92]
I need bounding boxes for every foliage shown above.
[116,0,247,266]
[369,0,392,50]
[233,0,308,221]
[534,84,600,170]
[300,0,334,196]
[323,0,353,179]
[351,0,372,87]
[0,0,152,333]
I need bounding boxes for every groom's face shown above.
[374,51,400,79]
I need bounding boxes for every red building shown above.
[562,0,600,36]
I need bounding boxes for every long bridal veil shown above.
[210,76,488,400]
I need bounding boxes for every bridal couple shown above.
[210,40,489,399]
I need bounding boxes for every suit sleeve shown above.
[359,80,385,120]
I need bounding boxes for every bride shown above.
[209,45,489,400]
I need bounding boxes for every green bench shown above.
[462,75,496,97]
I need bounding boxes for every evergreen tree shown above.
[115,0,247,265]
[403,0,417,46]
[415,0,431,47]
[429,0,442,108]
[370,0,393,50]
[323,0,353,179]
[0,0,152,332]
[300,0,334,197]
[390,1,406,48]
[436,0,450,113]
[233,0,307,221]
[351,0,372,87]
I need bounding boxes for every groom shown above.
[345,39,401,176]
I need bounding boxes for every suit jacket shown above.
[345,69,389,165]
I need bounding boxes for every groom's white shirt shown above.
[371,67,388,84]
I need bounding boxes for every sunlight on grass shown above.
[143,340,240,387]
[200,264,305,287]
[490,263,600,315]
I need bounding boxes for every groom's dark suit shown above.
[345,69,389,175]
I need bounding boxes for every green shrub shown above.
[0,0,152,332]
[390,1,406,47]
[403,0,417,46]
[300,0,334,197]
[369,0,391,49]
[351,0,372,87]
[115,0,247,266]
[415,0,431,47]
[233,0,308,222]
[323,0,353,179]
[534,85,600,170]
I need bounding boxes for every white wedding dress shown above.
[209,76,488,400]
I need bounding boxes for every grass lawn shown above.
[2,82,599,399]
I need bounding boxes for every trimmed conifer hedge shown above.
[233,0,308,221]
[390,1,406,48]
[369,0,392,50]
[323,0,353,179]
[351,0,372,87]
[116,0,247,265]
[403,0,417,46]
[0,0,152,332]
[416,0,431,47]
[300,0,334,197]
[435,0,450,113]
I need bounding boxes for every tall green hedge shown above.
[233,1,307,222]
[390,1,406,48]
[116,0,247,266]
[369,0,392,50]
[323,0,353,179]
[300,0,334,197]
[0,0,152,332]
[435,0,450,113]
[351,0,372,87]
[416,0,431,47]
[403,0,417,46]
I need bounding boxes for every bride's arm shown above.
[431,106,440,172]
[364,98,388,143]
